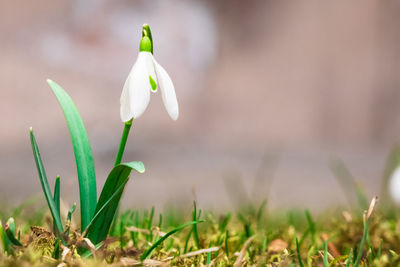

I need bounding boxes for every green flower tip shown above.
[142,24,152,39]
[139,36,152,53]
[140,24,153,53]
[29,126,33,133]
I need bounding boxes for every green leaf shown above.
[0,220,10,253]
[346,249,353,267]
[53,176,61,234]
[67,203,77,223]
[354,220,370,267]
[4,218,22,247]
[84,178,129,237]
[192,201,200,249]
[87,161,145,244]
[141,220,203,261]
[30,129,63,233]
[323,240,329,267]
[146,206,155,241]
[295,237,304,267]
[52,238,61,259]
[47,79,97,230]
[53,176,60,216]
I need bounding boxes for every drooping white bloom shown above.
[120,30,179,122]
[389,166,400,204]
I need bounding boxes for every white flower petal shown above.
[390,166,400,204]
[153,59,179,120]
[146,56,158,93]
[120,52,153,121]
[120,74,132,122]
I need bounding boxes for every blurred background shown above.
[1,0,400,212]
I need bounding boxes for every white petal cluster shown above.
[389,166,400,204]
[120,52,179,122]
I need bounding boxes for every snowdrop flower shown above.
[120,24,179,122]
[389,166,400,204]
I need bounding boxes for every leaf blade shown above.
[30,129,63,233]
[141,221,203,260]
[53,176,61,234]
[47,79,97,230]
[87,161,145,244]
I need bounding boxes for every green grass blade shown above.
[67,203,76,223]
[158,213,163,229]
[47,79,97,230]
[207,251,211,264]
[52,238,61,259]
[225,230,230,257]
[86,161,145,244]
[53,176,60,217]
[53,176,61,234]
[0,220,11,253]
[295,237,304,267]
[354,220,369,267]
[192,201,200,249]
[30,129,63,233]
[4,218,22,247]
[183,228,193,254]
[323,240,329,267]
[219,212,231,233]
[305,210,316,245]
[140,220,203,261]
[146,206,155,241]
[346,249,353,267]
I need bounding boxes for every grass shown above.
[1,195,399,266]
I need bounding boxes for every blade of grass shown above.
[323,240,329,267]
[86,161,145,244]
[53,176,61,234]
[354,197,377,266]
[47,79,97,230]
[67,203,76,224]
[146,206,155,241]
[296,237,304,267]
[354,220,369,266]
[140,220,203,261]
[183,228,193,254]
[305,210,316,245]
[65,203,77,236]
[207,251,212,264]
[52,238,61,259]
[0,220,10,254]
[53,176,60,217]
[192,201,200,249]
[4,218,22,247]
[30,128,63,234]
[377,240,382,258]
[158,213,163,229]
[225,230,230,257]
[346,249,353,267]
[219,212,231,232]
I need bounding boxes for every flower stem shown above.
[110,119,133,234]
[114,119,133,166]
